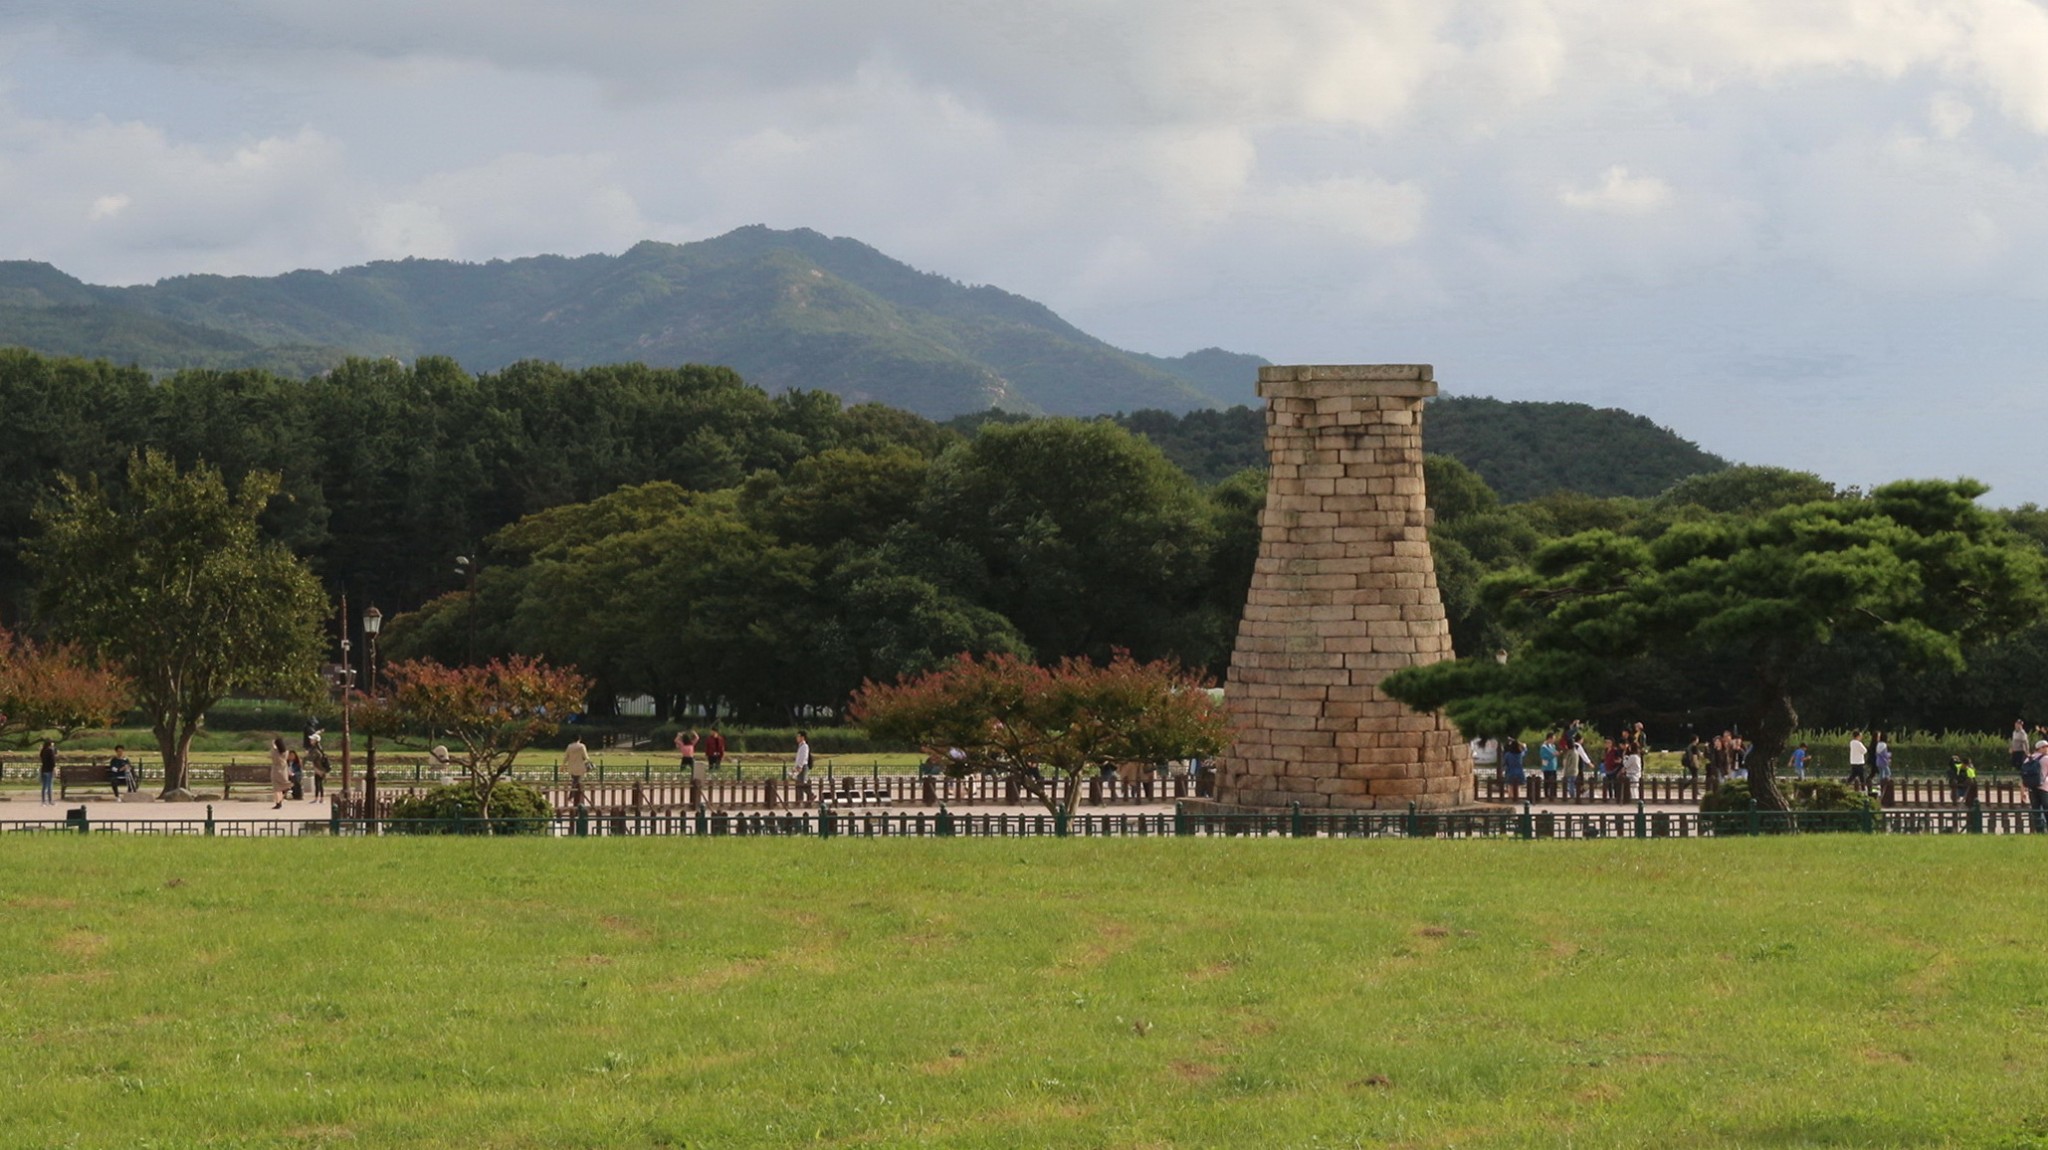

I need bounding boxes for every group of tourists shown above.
[1491,720,1655,802]
[266,731,331,808]
[1681,731,1755,791]
[1485,718,2048,826]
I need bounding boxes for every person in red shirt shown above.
[703,728,727,776]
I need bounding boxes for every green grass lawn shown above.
[5,838,2047,1147]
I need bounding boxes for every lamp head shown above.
[363,606,383,636]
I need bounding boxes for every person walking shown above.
[704,728,726,776]
[2024,741,2048,834]
[268,737,291,809]
[1621,735,1643,803]
[1873,732,1892,798]
[562,736,591,808]
[793,731,812,803]
[2014,720,2032,774]
[307,732,328,802]
[106,745,130,799]
[1790,742,1809,781]
[1847,731,1868,788]
[39,738,58,805]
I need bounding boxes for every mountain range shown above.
[0,226,1265,418]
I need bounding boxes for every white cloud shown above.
[1929,91,1976,139]
[1261,176,1427,245]
[1559,166,1673,213]
[5,3,2048,496]
[0,104,359,281]
[374,152,651,262]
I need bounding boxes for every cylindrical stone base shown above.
[1218,364,1472,810]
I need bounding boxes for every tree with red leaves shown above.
[370,656,589,818]
[0,627,130,746]
[849,651,1229,819]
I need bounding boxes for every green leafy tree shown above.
[0,351,155,618]
[1192,468,1267,673]
[1657,465,1837,515]
[739,447,929,552]
[917,419,1214,662]
[30,451,328,796]
[1383,480,2048,810]
[817,553,1030,687]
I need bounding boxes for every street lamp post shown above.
[363,605,382,820]
[338,596,354,805]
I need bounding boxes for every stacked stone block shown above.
[1218,364,1472,810]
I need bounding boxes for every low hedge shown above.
[1697,779,1879,834]
[388,780,553,834]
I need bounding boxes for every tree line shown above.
[10,347,2048,738]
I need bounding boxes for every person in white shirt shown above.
[1847,733,1868,787]
[793,731,813,801]
[562,737,590,808]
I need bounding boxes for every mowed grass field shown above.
[4,839,2047,1148]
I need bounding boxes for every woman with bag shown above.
[268,737,291,810]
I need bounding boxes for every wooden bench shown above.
[222,761,280,799]
[58,760,125,799]
[823,779,892,808]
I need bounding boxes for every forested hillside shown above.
[1111,398,1728,498]
[1427,396,1729,501]
[0,229,1237,419]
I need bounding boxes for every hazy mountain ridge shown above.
[0,229,1240,418]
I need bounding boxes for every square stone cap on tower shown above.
[1257,364,1437,399]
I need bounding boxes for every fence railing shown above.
[333,770,1214,819]
[1477,773,2030,808]
[11,801,2045,839]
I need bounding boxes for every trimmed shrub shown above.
[1697,778,1877,834]
[389,781,553,834]
[1788,779,1881,814]
[1698,781,1756,815]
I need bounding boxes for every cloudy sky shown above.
[4,2,2047,499]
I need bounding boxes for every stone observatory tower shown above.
[1217,364,1472,810]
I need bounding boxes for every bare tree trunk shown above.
[1061,772,1086,821]
[1018,772,1057,817]
[1745,683,1797,813]
[152,719,181,798]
